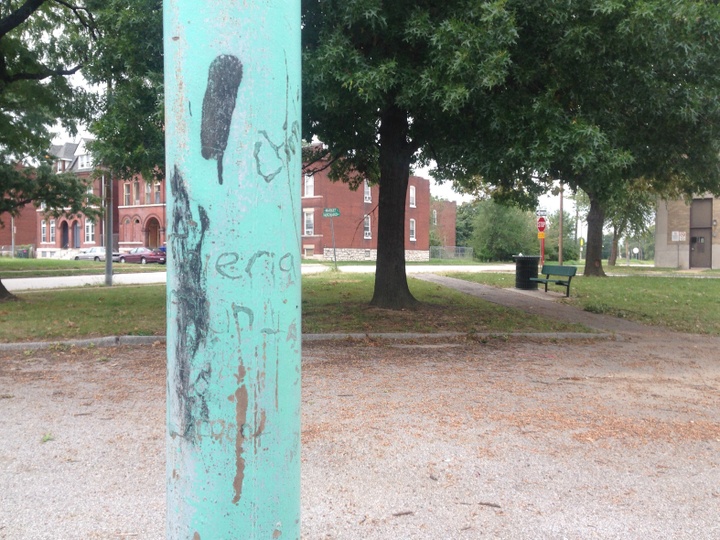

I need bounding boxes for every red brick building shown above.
[301,165,431,261]
[4,139,446,262]
[30,139,121,258]
[0,204,37,255]
[27,139,166,258]
[116,175,166,251]
[430,199,457,247]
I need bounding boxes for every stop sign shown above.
[537,216,547,232]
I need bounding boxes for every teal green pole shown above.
[163,2,301,538]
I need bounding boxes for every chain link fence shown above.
[429,246,474,260]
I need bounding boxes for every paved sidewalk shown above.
[2,264,513,292]
[414,273,655,337]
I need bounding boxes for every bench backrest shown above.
[540,265,577,277]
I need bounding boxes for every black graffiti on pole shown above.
[201,54,243,185]
[170,166,211,440]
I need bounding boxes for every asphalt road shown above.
[3,264,514,292]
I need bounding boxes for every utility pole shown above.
[164,2,302,539]
[10,216,15,258]
[104,172,113,286]
[104,79,114,287]
[558,182,563,265]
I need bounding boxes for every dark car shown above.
[117,247,166,265]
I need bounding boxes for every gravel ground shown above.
[1,330,719,539]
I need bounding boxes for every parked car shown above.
[117,247,167,265]
[74,247,119,262]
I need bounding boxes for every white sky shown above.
[419,167,586,239]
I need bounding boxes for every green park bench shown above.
[530,265,577,297]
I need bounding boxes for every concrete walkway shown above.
[414,273,655,337]
[3,264,514,292]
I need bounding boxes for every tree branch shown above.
[5,63,82,83]
[52,0,98,39]
[0,0,47,39]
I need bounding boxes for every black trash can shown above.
[512,255,540,290]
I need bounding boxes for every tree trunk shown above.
[583,193,607,277]
[370,105,418,309]
[0,279,18,302]
[609,227,619,266]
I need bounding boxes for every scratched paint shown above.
[164,1,301,538]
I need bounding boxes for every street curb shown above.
[0,331,616,352]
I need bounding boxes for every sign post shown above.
[322,208,340,270]
[537,216,547,265]
[164,2,301,538]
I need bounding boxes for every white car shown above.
[74,247,117,262]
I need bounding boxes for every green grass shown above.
[0,285,166,342]
[0,257,165,278]
[40,433,55,444]
[4,263,720,342]
[447,271,720,335]
[302,273,584,334]
[0,273,586,343]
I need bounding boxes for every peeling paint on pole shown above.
[163,2,301,538]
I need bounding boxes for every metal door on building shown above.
[690,199,712,268]
[61,222,69,249]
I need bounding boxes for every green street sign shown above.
[323,207,340,218]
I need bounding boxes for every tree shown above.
[455,201,479,248]
[83,0,164,181]
[604,181,655,266]
[544,209,579,263]
[0,0,98,301]
[470,200,536,262]
[433,1,720,278]
[302,0,518,308]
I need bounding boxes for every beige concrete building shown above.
[655,195,720,269]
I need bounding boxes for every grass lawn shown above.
[447,271,720,335]
[0,273,587,343]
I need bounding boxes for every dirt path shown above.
[1,331,719,539]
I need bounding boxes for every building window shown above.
[432,209,438,225]
[85,219,95,243]
[154,182,162,204]
[304,174,314,197]
[49,219,56,243]
[145,182,152,204]
[123,183,131,206]
[303,209,314,236]
[364,215,372,239]
[133,180,140,205]
[41,220,47,243]
[364,180,372,203]
[85,184,94,203]
[409,218,416,241]
[77,154,92,170]
[409,186,416,208]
